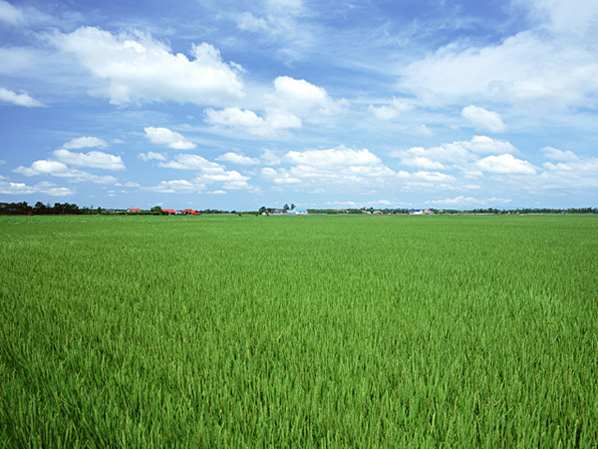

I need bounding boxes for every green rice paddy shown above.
[1,214,597,447]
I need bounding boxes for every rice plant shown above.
[1,214,596,447]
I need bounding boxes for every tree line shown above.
[1,201,596,215]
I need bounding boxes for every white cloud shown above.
[261,167,301,184]
[391,136,516,171]
[236,0,312,62]
[14,160,118,184]
[464,136,516,154]
[200,170,250,189]
[205,107,301,136]
[53,149,124,170]
[392,147,448,170]
[237,12,270,32]
[0,0,24,25]
[369,105,398,121]
[262,146,395,190]
[51,27,245,105]
[216,152,260,165]
[521,0,598,35]
[158,154,222,171]
[461,105,506,132]
[206,107,263,128]
[285,146,384,168]
[406,171,456,183]
[477,154,536,174]
[542,157,598,173]
[63,136,108,149]
[272,76,342,115]
[149,179,199,194]
[157,154,251,190]
[427,196,483,206]
[138,152,166,162]
[260,149,281,166]
[541,146,578,161]
[369,98,413,121]
[144,127,195,150]
[0,180,74,196]
[399,27,598,110]
[0,87,44,107]
[539,154,598,189]
[425,196,512,207]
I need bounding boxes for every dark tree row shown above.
[0,202,83,215]
[1,201,597,216]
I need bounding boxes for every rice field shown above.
[1,214,597,448]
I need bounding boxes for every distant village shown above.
[1,201,596,216]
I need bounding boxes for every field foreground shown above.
[1,215,597,447]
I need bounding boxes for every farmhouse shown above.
[409,209,434,215]
[287,208,308,215]
[127,208,141,213]
[162,209,176,215]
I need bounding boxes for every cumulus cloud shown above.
[260,149,282,166]
[149,179,199,194]
[285,146,384,168]
[271,76,342,115]
[138,152,166,162]
[461,105,506,132]
[477,154,536,174]
[261,167,301,184]
[157,154,251,190]
[63,136,108,149]
[53,149,124,170]
[205,107,301,136]
[261,145,395,190]
[397,170,456,183]
[539,153,598,189]
[51,27,245,105]
[158,154,223,171]
[464,136,516,154]
[0,180,74,196]
[14,159,118,184]
[426,196,483,206]
[369,98,413,121]
[0,87,44,107]
[541,146,578,161]
[216,152,260,165]
[424,196,512,207]
[399,20,598,110]
[392,147,449,170]
[542,156,598,173]
[144,127,195,150]
[391,136,516,170]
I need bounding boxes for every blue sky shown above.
[0,0,596,210]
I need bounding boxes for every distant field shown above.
[1,214,597,447]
